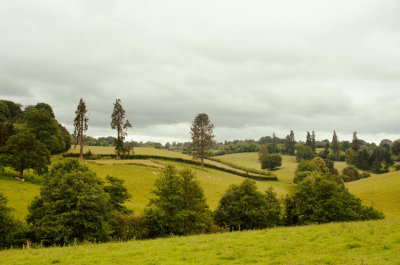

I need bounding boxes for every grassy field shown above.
[1,219,399,264]
[347,171,400,219]
[87,160,291,214]
[0,175,40,220]
[67,146,191,159]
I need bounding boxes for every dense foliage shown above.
[261,154,282,170]
[0,133,51,178]
[296,145,314,161]
[214,180,281,231]
[284,174,384,225]
[27,159,116,245]
[0,193,27,249]
[341,166,370,182]
[145,165,213,237]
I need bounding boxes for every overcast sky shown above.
[1,0,399,144]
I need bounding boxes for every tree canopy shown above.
[0,133,50,178]
[111,99,132,159]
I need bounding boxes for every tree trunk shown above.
[201,156,204,169]
[79,118,84,160]
[19,169,24,178]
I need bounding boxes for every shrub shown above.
[214,180,281,231]
[284,174,384,225]
[340,166,370,182]
[261,154,282,170]
[110,215,151,241]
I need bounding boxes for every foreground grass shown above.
[1,219,399,264]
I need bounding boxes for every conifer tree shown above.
[111,99,132,159]
[73,98,88,160]
[351,131,360,151]
[272,132,278,154]
[311,131,316,152]
[331,130,340,157]
[306,131,312,147]
[284,130,296,155]
[190,113,214,169]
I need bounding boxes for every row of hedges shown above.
[208,157,272,176]
[62,153,278,181]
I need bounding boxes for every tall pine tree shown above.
[311,131,316,152]
[111,99,132,160]
[272,132,278,154]
[73,98,88,160]
[351,131,360,151]
[190,113,214,169]
[306,131,312,147]
[331,130,340,157]
[284,130,296,155]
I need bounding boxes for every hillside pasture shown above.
[0,219,399,264]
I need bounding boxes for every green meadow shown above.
[1,146,400,264]
[0,219,399,264]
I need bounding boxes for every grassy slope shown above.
[347,171,400,219]
[0,176,40,220]
[88,160,291,215]
[1,219,399,264]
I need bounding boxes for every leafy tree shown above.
[104,176,131,214]
[145,165,212,236]
[379,139,392,151]
[27,159,113,245]
[0,193,27,248]
[24,109,68,154]
[296,145,314,162]
[0,133,50,178]
[391,139,400,158]
[284,174,384,225]
[284,130,296,155]
[111,99,132,159]
[190,113,215,169]
[370,146,393,173]
[214,180,281,231]
[0,100,22,122]
[258,144,268,161]
[330,130,340,157]
[34,103,55,118]
[73,98,89,160]
[340,140,351,152]
[261,154,282,170]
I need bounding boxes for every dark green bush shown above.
[214,180,281,231]
[261,154,282,170]
[284,174,384,225]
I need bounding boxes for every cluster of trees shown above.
[73,98,134,160]
[0,100,71,178]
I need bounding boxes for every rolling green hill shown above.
[0,219,399,264]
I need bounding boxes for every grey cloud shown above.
[0,0,399,143]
